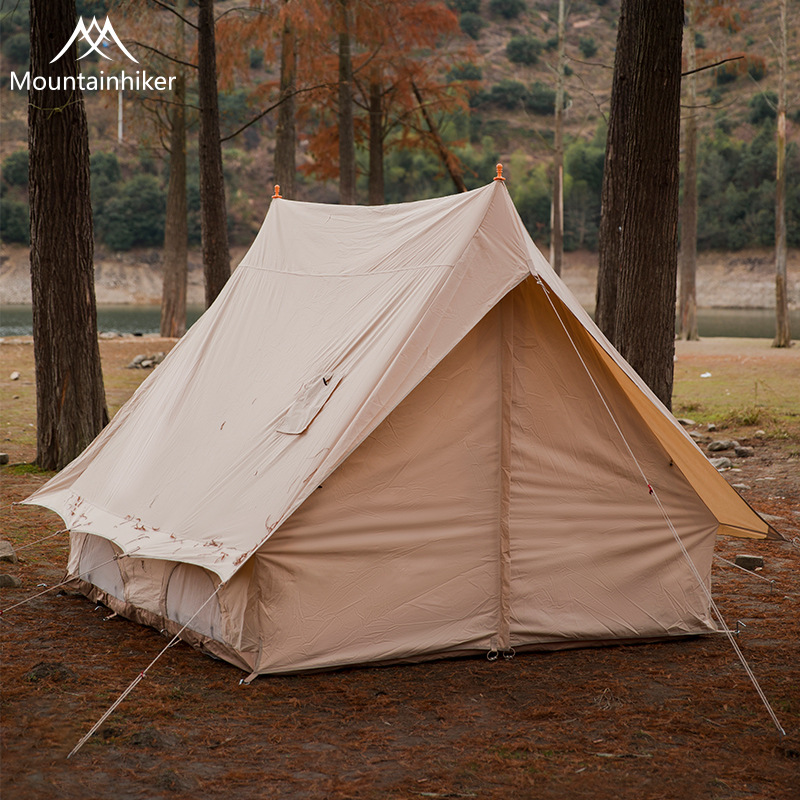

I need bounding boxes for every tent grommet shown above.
[486,649,499,662]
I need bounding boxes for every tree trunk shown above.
[198,0,231,306]
[161,0,188,338]
[29,0,108,470]
[368,74,384,205]
[598,0,684,409]
[161,70,188,338]
[274,1,297,199]
[337,0,356,205]
[773,0,790,348]
[595,28,626,342]
[678,0,699,341]
[550,0,565,276]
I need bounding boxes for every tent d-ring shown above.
[502,647,516,661]
[486,649,499,662]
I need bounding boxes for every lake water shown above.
[1,304,799,339]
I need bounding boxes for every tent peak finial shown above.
[272,185,282,199]
[493,164,506,182]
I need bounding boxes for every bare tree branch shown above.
[127,39,198,70]
[220,82,336,142]
[681,55,743,78]
[146,0,198,30]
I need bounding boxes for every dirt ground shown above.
[1,337,799,800]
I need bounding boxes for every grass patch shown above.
[3,462,51,475]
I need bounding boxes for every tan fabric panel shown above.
[515,234,771,541]
[165,565,224,642]
[247,308,505,674]
[506,279,718,644]
[78,534,125,602]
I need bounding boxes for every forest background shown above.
[0,0,797,292]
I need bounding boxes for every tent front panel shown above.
[506,279,717,644]
[245,307,506,674]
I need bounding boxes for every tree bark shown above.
[337,0,356,204]
[198,0,231,306]
[274,0,297,199]
[161,0,188,338]
[161,69,188,338]
[550,0,565,276]
[679,0,699,341]
[368,73,384,205]
[773,0,790,347]
[597,0,684,409]
[29,0,108,470]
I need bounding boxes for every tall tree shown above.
[550,0,566,277]
[337,0,357,204]
[596,0,684,409]
[274,0,298,198]
[198,0,231,306]
[161,0,189,338]
[29,0,108,470]
[678,0,699,341]
[773,0,790,348]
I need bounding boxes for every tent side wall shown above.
[506,279,718,645]
[243,306,507,674]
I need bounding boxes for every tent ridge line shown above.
[236,263,457,277]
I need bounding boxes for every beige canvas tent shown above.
[23,179,777,677]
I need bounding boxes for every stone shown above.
[734,446,754,458]
[731,483,751,491]
[709,456,733,470]
[0,453,8,465]
[0,574,21,588]
[707,423,717,432]
[760,513,786,524]
[734,554,764,571]
[677,418,696,427]
[9,371,20,381]
[708,440,735,452]
[140,359,154,368]
[0,540,18,563]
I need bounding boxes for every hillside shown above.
[1,0,798,300]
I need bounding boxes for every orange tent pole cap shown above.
[493,164,506,182]
[272,185,282,198]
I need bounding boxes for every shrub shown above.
[747,58,766,82]
[578,36,597,58]
[448,63,483,82]
[2,32,29,66]
[695,32,706,49]
[544,36,558,52]
[506,35,542,65]
[525,81,561,115]
[459,11,486,39]
[716,62,739,85]
[748,92,777,125]
[449,0,481,12]
[0,198,29,244]
[2,150,28,187]
[98,174,166,251]
[489,0,526,20]
[488,79,528,110]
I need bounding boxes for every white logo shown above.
[50,16,139,64]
